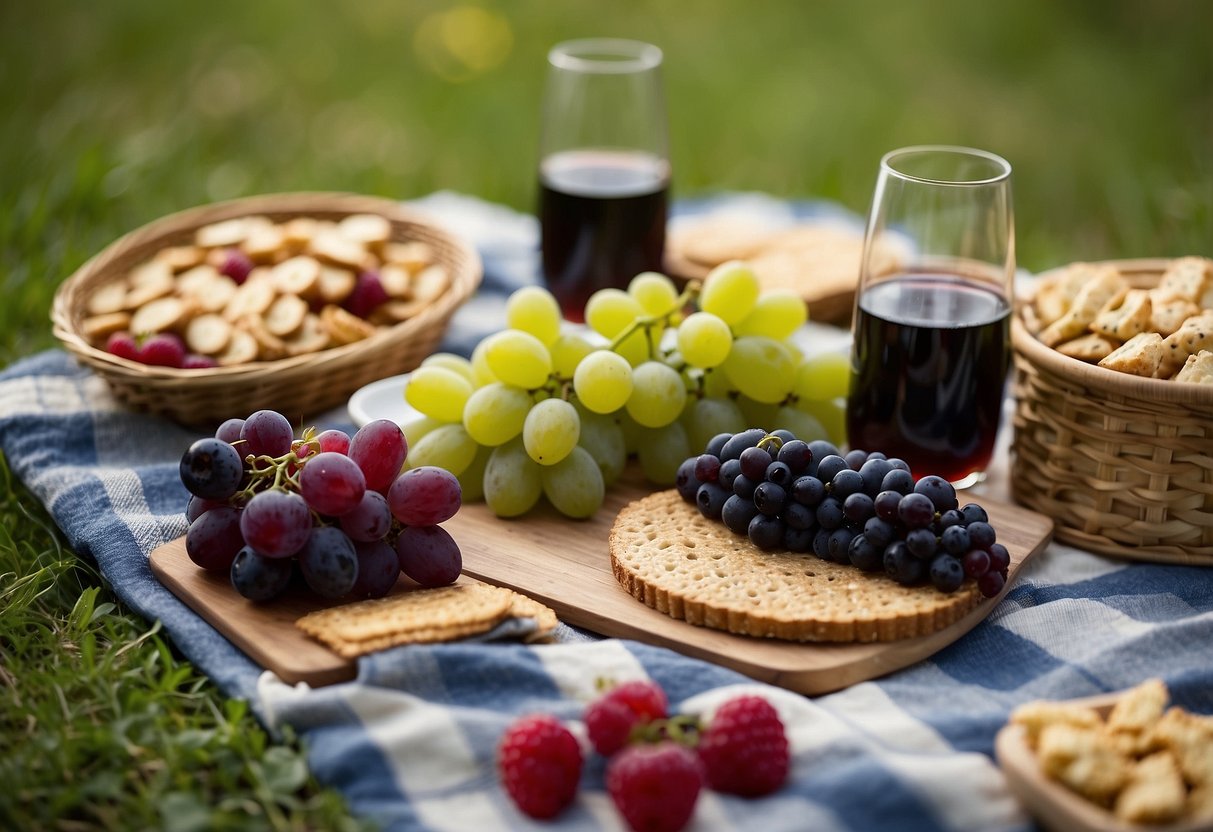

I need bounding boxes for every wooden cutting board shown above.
[151,478,1052,693]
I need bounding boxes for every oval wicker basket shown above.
[1010,258,1213,565]
[51,192,481,426]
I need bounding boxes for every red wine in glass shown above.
[847,272,1010,485]
[539,149,670,322]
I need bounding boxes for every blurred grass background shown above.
[1,1,1210,828]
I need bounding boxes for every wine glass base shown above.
[951,470,987,490]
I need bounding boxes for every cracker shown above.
[1089,289,1152,341]
[1149,292,1201,336]
[674,217,777,266]
[1161,312,1213,376]
[1036,263,1108,327]
[1189,783,1213,821]
[1107,678,1169,735]
[1038,724,1130,806]
[85,279,128,316]
[1038,267,1128,347]
[296,583,513,643]
[319,619,507,658]
[1010,701,1101,748]
[608,489,984,643]
[1157,256,1213,303]
[1098,332,1165,378]
[1114,751,1186,825]
[1152,707,1213,786]
[506,591,560,641]
[1055,333,1120,362]
[81,311,132,341]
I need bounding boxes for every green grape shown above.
[793,352,851,401]
[482,329,553,389]
[681,395,746,454]
[484,438,543,517]
[463,383,532,446]
[541,446,605,519]
[616,409,643,455]
[470,339,498,386]
[737,395,778,431]
[550,332,596,378]
[636,421,692,485]
[457,443,492,503]
[628,272,680,317]
[733,290,808,340]
[585,288,643,338]
[721,336,796,403]
[405,366,473,423]
[573,350,633,414]
[702,367,737,398]
[420,352,476,384]
[699,261,759,325]
[794,396,847,446]
[625,361,687,428]
[404,424,478,475]
[676,311,733,368]
[772,405,828,443]
[506,285,563,346]
[576,408,627,486]
[522,398,580,465]
[400,413,443,449]
[614,328,654,367]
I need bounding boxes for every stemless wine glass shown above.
[537,39,670,322]
[847,146,1015,488]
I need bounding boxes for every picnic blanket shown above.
[2,192,1211,832]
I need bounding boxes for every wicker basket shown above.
[1010,258,1213,565]
[51,192,481,426]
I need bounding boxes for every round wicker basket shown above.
[1010,258,1213,565]
[51,192,482,426]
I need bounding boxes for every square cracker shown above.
[1038,267,1128,347]
[297,583,514,643]
[1010,701,1101,747]
[1175,350,1213,384]
[1150,292,1201,336]
[1107,678,1168,734]
[1036,263,1108,327]
[1161,312,1213,375]
[1090,289,1152,341]
[1157,256,1213,303]
[1056,333,1120,362]
[1115,751,1187,825]
[1098,332,1165,377]
[1038,723,1130,805]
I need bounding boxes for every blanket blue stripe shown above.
[4,192,1211,832]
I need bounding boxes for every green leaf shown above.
[157,792,213,832]
[258,746,308,796]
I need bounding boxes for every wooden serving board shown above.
[152,477,1052,692]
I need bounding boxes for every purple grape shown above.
[230,546,294,601]
[937,509,964,530]
[884,541,924,584]
[718,458,742,491]
[739,446,773,481]
[783,501,815,530]
[967,521,996,550]
[828,527,855,560]
[863,516,895,548]
[722,494,760,535]
[770,429,797,444]
[831,469,864,499]
[962,548,992,578]
[396,525,462,587]
[929,555,965,592]
[857,458,893,497]
[988,543,1010,572]
[812,528,832,559]
[298,527,359,599]
[874,490,902,521]
[240,410,294,458]
[747,514,785,551]
[764,460,792,485]
[349,419,408,493]
[960,503,989,525]
[732,474,757,500]
[816,454,848,484]
[905,527,939,559]
[387,466,461,526]
[344,270,390,319]
[867,452,887,461]
[887,458,911,473]
[897,493,936,529]
[977,570,1006,598]
[776,440,812,473]
[753,481,787,516]
[845,449,868,471]
[186,495,222,524]
[186,506,245,571]
[791,475,825,507]
[215,418,245,444]
[941,525,971,556]
[806,440,840,471]
[180,437,244,500]
[816,497,844,530]
[694,454,722,483]
[881,468,915,495]
[675,458,701,503]
[339,490,393,542]
[316,429,352,455]
[349,539,400,599]
[719,428,766,461]
[843,492,875,525]
[848,534,883,571]
[704,433,732,457]
[240,490,312,558]
[784,525,813,553]
[696,482,730,520]
[300,451,367,516]
[914,475,958,512]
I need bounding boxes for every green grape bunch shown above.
[401,263,850,519]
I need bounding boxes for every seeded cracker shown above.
[297,583,513,644]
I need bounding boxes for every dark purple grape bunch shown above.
[180,409,464,603]
[674,430,1010,598]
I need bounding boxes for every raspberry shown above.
[697,695,790,796]
[344,270,389,318]
[607,680,668,722]
[106,331,140,362]
[139,333,185,368]
[497,714,582,819]
[607,742,703,832]
[586,697,637,756]
[182,353,218,370]
[218,248,254,284]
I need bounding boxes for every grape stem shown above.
[757,434,785,454]
[606,281,701,358]
[231,437,320,503]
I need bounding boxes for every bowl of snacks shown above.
[996,679,1213,831]
[51,192,481,425]
[1010,257,1213,565]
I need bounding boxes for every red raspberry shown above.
[608,680,668,721]
[218,248,254,284]
[497,714,582,819]
[607,742,703,832]
[182,353,218,370]
[586,680,668,756]
[139,333,186,368]
[697,695,790,796]
[106,331,140,362]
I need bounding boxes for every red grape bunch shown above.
[180,409,463,602]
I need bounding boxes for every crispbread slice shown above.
[297,583,513,643]
[1056,333,1120,362]
[506,591,560,641]
[1157,256,1213,303]
[1090,289,1152,341]
[608,490,985,643]
[318,619,508,658]
[1098,332,1165,378]
[1038,267,1128,347]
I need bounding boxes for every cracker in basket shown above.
[216,328,258,366]
[1010,701,1102,747]
[1161,312,1213,375]
[1036,262,1107,327]
[1150,293,1202,337]
[86,280,128,316]
[1089,289,1152,342]
[80,311,132,341]
[1098,332,1165,378]
[1107,677,1169,735]
[1174,350,1213,385]
[1115,751,1187,825]
[676,216,777,266]
[1038,267,1128,347]
[1157,256,1213,303]
[1038,723,1131,805]
[297,583,515,657]
[1056,333,1119,362]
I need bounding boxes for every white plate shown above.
[347,373,416,427]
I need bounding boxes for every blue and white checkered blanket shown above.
[3,193,1211,831]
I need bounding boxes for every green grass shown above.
[1,1,1210,828]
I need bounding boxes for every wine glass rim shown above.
[881,145,1012,186]
[548,39,663,73]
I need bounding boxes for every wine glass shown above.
[537,38,670,322]
[846,146,1015,488]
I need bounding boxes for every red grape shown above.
[344,270,389,318]
[387,466,461,526]
[339,490,392,542]
[186,506,245,571]
[300,451,367,516]
[350,539,400,599]
[186,494,223,523]
[215,418,245,444]
[241,410,294,458]
[349,420,408,492]
[977,570,1006,598]
[240,490,312,558]
[396,525,462,587]
[962,548,991,578]
[315,429,351,455]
